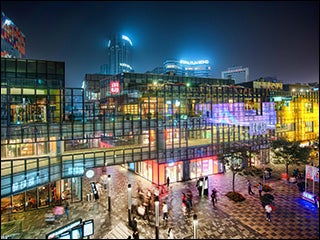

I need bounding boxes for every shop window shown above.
[12,193,25,213]
[26,188,37,210]
[1,196,12,214]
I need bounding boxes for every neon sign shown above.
[110,81,120,94]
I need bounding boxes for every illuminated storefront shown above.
[1,177,82,214]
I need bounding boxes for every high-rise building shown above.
[105,34,134,75]
[1,11,26,58]
[221,66,249,84]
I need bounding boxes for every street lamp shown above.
[128,184,132,226]
[193,214,198,239]
[108,175,111,211]
[155,198,159,239]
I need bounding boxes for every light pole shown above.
[108,174,111,211]
[193,214,198,239]
[155,198,159,240]
[128,184,132,227]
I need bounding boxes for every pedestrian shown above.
[265,204,272,221]
[247,180,255,195]
[133,230,139,239]
[131,216,138,231]
[162,201,169,220]
[166,176,170,189]
[167,227,174,239]
[197,176,204,197]
[314,194,319,209]
[65,200,70,220]
[211,188,217,207]
[182,192,187,205]
[203,176,209,197]
[186,190,193,213]
[258,182,263,197]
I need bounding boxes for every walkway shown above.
[2,163,319,239]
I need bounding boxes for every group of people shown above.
[196,176,209,197]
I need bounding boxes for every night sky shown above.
[2,1,319,88]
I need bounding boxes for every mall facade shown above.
[1,59,318,215]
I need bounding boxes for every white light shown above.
[122,35,133,46]
[120,63,132,70]
[108,40,111,48]
[86,170,95,179]
[4,19,12,26]
[179,59,209,65]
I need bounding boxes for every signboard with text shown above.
[110,81,120,94]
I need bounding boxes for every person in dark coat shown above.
[133,230,139,239]
[203,176,209,197]
[131,216,137,231]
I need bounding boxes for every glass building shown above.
[1,11,26,59]
[106,34,134,75]
[2,66,318,215]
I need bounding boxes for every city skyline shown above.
[1,1,319,88]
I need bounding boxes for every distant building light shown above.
[179,60,209,65]
[108,40,111,48]
[122,35,133,46]
[120,63,132,70]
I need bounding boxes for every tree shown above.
[271,138,312,180]
[223,151,246,193]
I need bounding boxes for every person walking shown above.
[133,229,139,239]
[166,176,170,189]
[182,193,187,216]
[203,176,209,197]
[197,176,204,197]
[131,216,138,232]
[265,203,272,221]
[186,190,193,213]
[258,182,263,197]
[211,188,217,207]
[162,201,169,220]
[247,180,255,195]
[167,227,174,239]
[64,200,70,220]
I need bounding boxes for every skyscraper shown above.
[221,66,249,84]
[1,11,26,58]
[105,34,133,75]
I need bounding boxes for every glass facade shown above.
[1,12,26,58]
[1,68,318,215]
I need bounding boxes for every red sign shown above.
[110,81,120,94]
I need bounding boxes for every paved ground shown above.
[2,163,319,239]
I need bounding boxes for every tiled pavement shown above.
[2,164,319,239]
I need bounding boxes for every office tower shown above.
[221,66,249,84]
[1,11,26,58]
[106,34,133,74]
